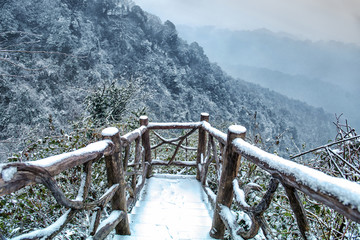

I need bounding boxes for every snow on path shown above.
[119,174,215,239]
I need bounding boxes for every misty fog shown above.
[176,26,360,130]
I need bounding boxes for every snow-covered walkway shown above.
[115,174,214,239]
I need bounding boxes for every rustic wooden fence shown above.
[1,113,360,239]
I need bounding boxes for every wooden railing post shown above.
[283,183,310,239]
[101,127,130,235]
[196,112,209,180]
[140,116,152,178]
[210,125,246,239]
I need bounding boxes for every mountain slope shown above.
[0,0,333,160]
[224,64,359,124]
[177,26,360,129]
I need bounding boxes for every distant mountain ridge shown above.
[177,26,360,129]
[0,0,333,160]
[177,26,360,89]
[224,64,358,122]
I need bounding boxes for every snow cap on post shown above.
[140,115,149,126]
[228,125,246,135]
[200,112,209,122]
[101,127,119,137]
[101,127,121,155]
[139,115,148,120]
[227,125,246,145]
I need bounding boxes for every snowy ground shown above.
[116,174,215,239]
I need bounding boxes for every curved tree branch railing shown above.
[196,115,360,240]
[1,113,360,239]
[0,131,130,240]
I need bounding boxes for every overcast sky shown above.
[134,0,360,44]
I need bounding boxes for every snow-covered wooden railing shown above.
[146,119,202,170]
[0,115,202,240]
[2,113,360,240]
[197,115,360,240]
[231,137,360,238]
[111,115,203,213]
[0,129,131,239]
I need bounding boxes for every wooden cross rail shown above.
[1,113,360,240]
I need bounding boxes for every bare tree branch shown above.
[290,135,360,159]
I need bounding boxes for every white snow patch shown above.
[101,127,119,136]
[100,184,119,201]
[136,175,143,189]
[217,165,222,181]
[202,122,227,143]
[233,180,250,208]
[233,138,360,211]
[219,205,236,226]
[219,205,243,240]
[237,211,252,227]
[331,148,342,154]
[204,186,217,204]
[121,126,147,141]
[12,209,71,240]
[89,213,97,235]
[127,174,214,238]
[210,228,217,235]
[96,210,123,234]
[246,182,261,190]
[306,232,318,240]
[229,125,246,135]
[29,140,112,168]
[198,163,202,173]
[139,115,148,120]
[75,172,87,201]
[2,167,17,182]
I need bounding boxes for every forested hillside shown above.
[0,0,333,161]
